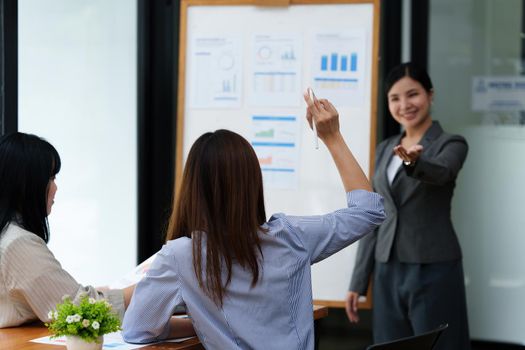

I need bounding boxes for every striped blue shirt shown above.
[122,190,385,349]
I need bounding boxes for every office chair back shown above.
[366,323,448,350]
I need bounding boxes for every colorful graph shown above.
[314,77,358,90]
[251,115,299,189]
[253,72,296,93]
[255,129,275,138]
[320,53,357,72]
[311,31,366,107]
[190,35,241,108]
[258,155,273,165]
[251,34,301,106]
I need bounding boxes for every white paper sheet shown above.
[249,34,302,107]
[31,332,195,349]
[251,115,300,189]
[311,30,367,107]
[109,254,157,289]
[188,35,243,109]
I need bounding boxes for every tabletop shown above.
[0,305,328,349]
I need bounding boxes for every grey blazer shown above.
[349,121,468,294]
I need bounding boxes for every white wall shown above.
[429,0,525,344]
[18,0,137,287]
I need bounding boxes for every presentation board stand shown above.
[177,0,380,308]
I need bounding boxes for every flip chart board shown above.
[177,0,380,306]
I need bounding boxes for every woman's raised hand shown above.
[303,93,372,192]
[303,93,341,144]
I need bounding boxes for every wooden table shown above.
[0,306,328,349]
[313,304,328,320]
[0,324,204,350]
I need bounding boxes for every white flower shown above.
[66,315,74,324]
[78,292,88,298]
[54,311,58,319]
[82,319,90,327]
[91,321,100,330]
[89,298,96,304]
[72,314,82,322]
[47,311,54,320]
[104,301,111,308]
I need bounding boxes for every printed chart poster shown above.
[311,30,367,107]
[251,115,300,190]
[472,76,525,112]
[189,35,242,108]
[250,34,302,107]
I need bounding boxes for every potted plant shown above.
[46,294,121,350]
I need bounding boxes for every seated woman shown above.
[0,132,133,328]
[122,95,386,349]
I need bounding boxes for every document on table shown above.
[109,253,158,289]
[109,253,187,314]
[31,331,195,349]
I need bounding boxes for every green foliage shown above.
[46,294,121,343]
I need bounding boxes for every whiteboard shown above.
[177,0,379,306]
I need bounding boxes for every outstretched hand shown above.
[393,144,423,164]
[303,92,340,143]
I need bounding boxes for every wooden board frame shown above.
[176,0,380,309]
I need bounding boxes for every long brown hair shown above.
[166,129,266,305]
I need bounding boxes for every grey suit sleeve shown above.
[349,226,377,295]
[405,135,468,185]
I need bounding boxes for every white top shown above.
[386,155,403,185]
[0,223,124,328]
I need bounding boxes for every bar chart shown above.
[311,30,367,106]
[250,34,302,107]
[251,115,299,189]
[320,53,358,72]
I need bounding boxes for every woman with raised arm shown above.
[0,132,133,328]
[346,62,470,350]
[122,95,385,349]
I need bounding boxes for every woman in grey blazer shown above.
[345,62,470,350]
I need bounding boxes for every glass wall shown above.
[428,0,525,344]
[18,0,137,287]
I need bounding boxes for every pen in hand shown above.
[307,87,319,149]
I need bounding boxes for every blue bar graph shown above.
[321,56,328,71]
[341,56,348,71]
[319,52,359,72]
[330,53,338,71]
[350,53,357,71]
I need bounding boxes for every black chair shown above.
[366,323,448,350]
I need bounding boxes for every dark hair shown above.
[384,62,433,94]
[166,129,266,305]
[0,132,61,243]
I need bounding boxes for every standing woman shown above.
[0,132,132,327]
[346,62,470,350]
[122,97,386,348]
